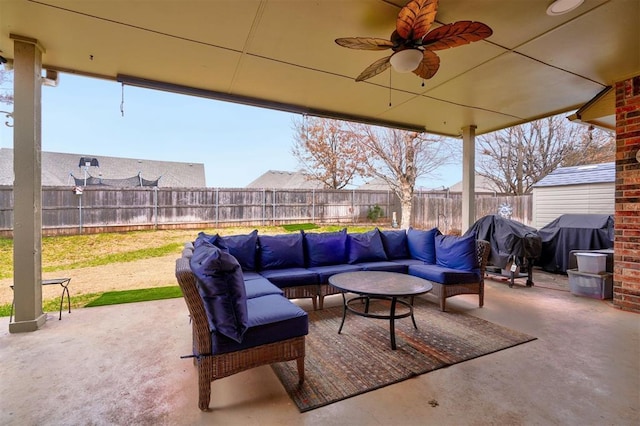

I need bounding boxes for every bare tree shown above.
[0,68,13,105]
[355,125,456,229]
[477,115,615,195]
[291,116,368,189]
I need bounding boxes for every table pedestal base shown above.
[338,294,417,350]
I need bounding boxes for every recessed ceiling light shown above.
[546,0,584,16]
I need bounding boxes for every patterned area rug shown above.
[271,297,535,412]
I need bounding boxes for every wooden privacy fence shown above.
[0,186,532,236]
[412,194,533,235]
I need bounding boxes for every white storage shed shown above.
[532,162,615,229]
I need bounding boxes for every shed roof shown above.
[0,149,206,187]
[533,162,615,188]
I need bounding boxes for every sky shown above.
[0,72,462,189]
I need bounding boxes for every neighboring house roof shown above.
[358,177,392,191]
[358,177,444,192]
[449,175,499,193]
[245,170,325,189]
[0,148,206,187]
[534,162,615,188]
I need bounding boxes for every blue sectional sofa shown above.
[175,227,489,410]
[187,227,490,312]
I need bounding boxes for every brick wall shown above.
[614,75,640,312]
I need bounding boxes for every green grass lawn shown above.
[0,292,103,317]
[0,224,378,316]
[85,286,183,307]
[0,287,183,316]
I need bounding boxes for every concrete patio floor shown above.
[1,271,638,425]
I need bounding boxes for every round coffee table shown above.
[328,271,433,350]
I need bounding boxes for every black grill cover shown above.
[536,214,614,273]
[464,215,542,269]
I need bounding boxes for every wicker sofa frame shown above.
[175,257,305,411]
[319,239,490,312]
[282,285,318,310]
[428,239,490,311]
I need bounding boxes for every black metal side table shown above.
[329,271,433,350]
[9,277,72,322]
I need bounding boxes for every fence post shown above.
[78,192,83,234]
[153,187,158,230]
[272,189,276,226]
[215,187,219,226]
[262,189,266,226]
[312,189,315,223]
[352,189,355,223]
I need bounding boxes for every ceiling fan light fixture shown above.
[546,0,584,16]
[390,49,423,73]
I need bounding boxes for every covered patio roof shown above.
[2,0,637,135]
[2,0,639,332]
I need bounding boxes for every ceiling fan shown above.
[335,0,492,82]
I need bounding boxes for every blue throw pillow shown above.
[189,241,249,343]
[435,234,479,271]
[216,230,258,271]
[348,229,388,264]
[304,229,348,267]
[407,227,441,264]
[194,231,218,248]
[258,232,305,270]
[379,229,410,260]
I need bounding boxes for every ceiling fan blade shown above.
[422,21,493,51]
[396,0,439,41]
[413,50,440,80]
[355,55,392,82]
[335,37,394,51]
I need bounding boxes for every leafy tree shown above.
[355,125,455,229]
[477,115,615,195]
[291,116,367,189]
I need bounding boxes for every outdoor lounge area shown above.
[1,272,638,425]
[0,0,638,423]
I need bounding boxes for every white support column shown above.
[461,125,476,234]
[9,35,46,333]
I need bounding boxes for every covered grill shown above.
[465,215,541,287]
[536,214,614,274]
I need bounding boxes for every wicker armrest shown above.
[175,257,306,411]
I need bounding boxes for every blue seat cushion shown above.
[380,229,410,260]
[407,227,441,264]
[357,261,407,273]
[304,229,348,267]
[347,229,388,264]
[408,264,481,285]
[307,264,363,284]
[216,230,259,272]
[244,277,284,298]
[258,232,305,270]
[259,268,319,288]
[242,271,263,281]
[390,258,426,267]
[196,230,259,272]
[435,233,479,270]
[211,294,309,355]
[189,241,248,343]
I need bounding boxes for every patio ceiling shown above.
[0,0,638,137]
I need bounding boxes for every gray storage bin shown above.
[567,269,613,300]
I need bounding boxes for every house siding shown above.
[532,182,614,228]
